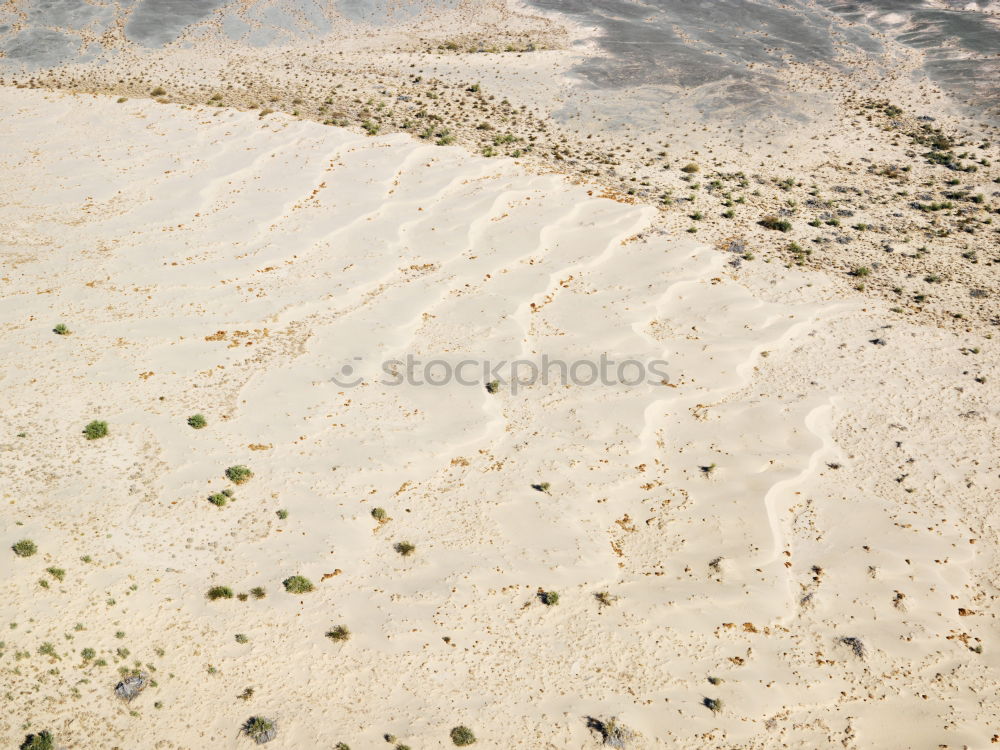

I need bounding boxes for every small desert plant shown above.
[115,672,149,701]
[187,414,207,429]
[238,687,255,701]
[81,647,96,660]
[276,509,288,520]
[150,86,166,96]
[759,215,792,232]
[12,539,37,557]
[700,463,717,475]
[242,716,277,744]
[225,465,253,484]
[587,717,636,748]
[394,542,416,557]
[235,633,250,644]
[840,636,865,658]
[595,591,617,607]
[850,266,871,277]
[45,567,65,581]
[531,482,551,494]
[325,625,351,642]
[208,493,228,507]
[282,575,314,594]
[250,586,267,599]
[703,697,723,712]
[335,744,351,750]
[485,380,500,394]
[206,586,233,601]
[371,507,389,522]
[83,420,108,440]
[538,590,559,606]
[450,725,476,745]
[681,163,700,173]
[53,323,70,335]
[19,731,55,750]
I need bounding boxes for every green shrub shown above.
[538,590,559,606]
[371,507,388,522]
[242,716,276,743]
[45,567,65,581]
[19,731,54,750]
[83,420,108,440]
[12,539,37,557]
[325,625,351,642]
[450,726,476,745]
[759,216,792,232]
[187,414,207,429]
[206,586,233,601]
[208,493,228,507]
[394,542,416,557]
[282,575,314,594]
[53,324,70,335]
[250,586,267,599]
[681,163,699,173]
[225,465,253,484]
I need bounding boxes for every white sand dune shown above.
[1,89,997,749]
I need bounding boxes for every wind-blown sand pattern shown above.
[2,88,997,748]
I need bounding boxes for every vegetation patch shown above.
[83,420,109,440]
[206,586,234,601]
[225,465,253,484]
[282,575,314,594]
[12,539,37,557]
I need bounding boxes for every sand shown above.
[1,84,997,749]
[11,0,999,338]
[2,1,1000,747]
